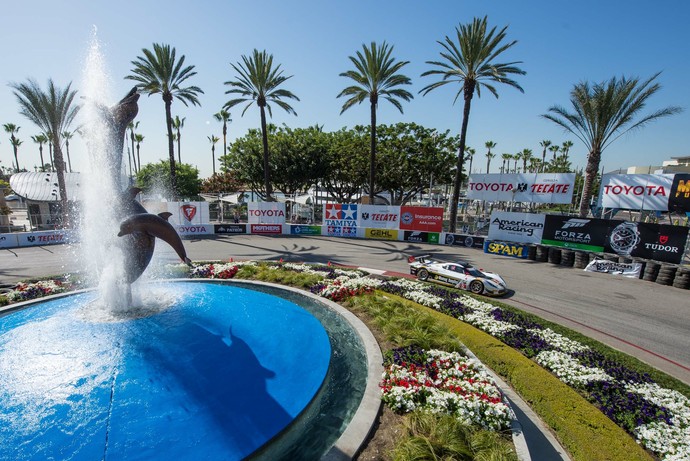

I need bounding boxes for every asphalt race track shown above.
[2,234,689,385]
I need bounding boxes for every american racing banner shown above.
[584,258,642,278]
[484,240,530,259]
[599,174,674,211]
[444,233,485,249]
[359,204,400,229]
[541,215,620,252]
[467,173,575,204]
[248,202,286,224]
[403,231,440,244]
[488,211,545,244]
[399,206,444,232]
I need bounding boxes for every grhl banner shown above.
[467,173,575,204]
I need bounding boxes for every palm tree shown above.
[512,153,519,173]
[31,133,48,171]
[543,73,682,217]
[213,109,232,161]
[3,124,21,172]
[465,146,475,174]
[208,135,220,175]
[172,115,185,164]
[548,144,560,162]
[62,131,74,172]
[338,41,413,203]
[126,43,203,200]
[501,153,511,174]
[224,49,299,201]
[11,80,79,218]
[561,140,574,162]
[134,134,144,172]
[484,141,496,173]
[128,121,140,174]
[420,16,525,232]
[520,148,533,173]
[539,140,551,172]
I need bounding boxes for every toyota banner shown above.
[467,173,576,204]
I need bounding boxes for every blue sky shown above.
[1,0,688,179]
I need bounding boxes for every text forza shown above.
[603,185,667,196]
[492,218,543,236]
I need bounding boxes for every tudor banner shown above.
[467,173,575,203]
[603,222,688,264]
[599,174,674,211]
[488,211,545,244]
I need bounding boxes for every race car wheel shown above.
[417,269,429,281]
[469,280,484,294]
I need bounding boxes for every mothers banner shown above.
[467,173,575,204]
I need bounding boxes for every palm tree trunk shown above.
[65,140,72,172]
[177,131,181,165]
[222,121,227,166]
[211,145,216,176]
[39,145,45,172]
[164,97,177,200]
[13,147,19,172]
[369,101,377,204]
[578,149,601,217]
[259,105,272,201]
[130,130,137,173]
[449,81,475,233]
[136,145,141,173]
[52,140,69,226]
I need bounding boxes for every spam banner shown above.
[365,228,398,240]
[399,206,444,232]
[359,205,400,229]
[484,240,530,259]
[467,173,575,203]
[214,224,247,234]
[403,231,440,244]
[599,174,674,211]
[444,233,485,249]
[488,211,545,244]
[290,225,322,235]
[541,215,620,252]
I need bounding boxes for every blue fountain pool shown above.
[0,282,340,460]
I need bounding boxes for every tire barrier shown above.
[535,245,549,262]
[642,261,661,282]
[673,268,690,290]
[560,249,575,267]
[618,256,633,264]
[548,247,562,265]
[655,265,678,286]
[573,251,589,269]
[632,258,647,280]
[604,254,619,262]
[527,244,537,261]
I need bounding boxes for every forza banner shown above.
[444,233,485,249]
[584,258,642,278]
[599,174,674,211]
[399,206,444,232]
[604,222,688,264]
[541,215,621,252]
[359,204,400,229]
[467,173,575,203]
[403,231,440,244]
[248,202,286,224]
[669,174,690,212]
[488,211,545,244]
[484,240,530,259]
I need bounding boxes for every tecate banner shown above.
[467,173,575,204]
[488,211,545,244]
[248,202,286,224]
[358,204,400,229]
[599,174,674,211]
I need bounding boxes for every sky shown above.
[1,0,689,180]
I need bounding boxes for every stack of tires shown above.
[632,258,647,279]
[574,251,589,269]
[548,247,561,265]
[655,265,678,286]
[560,249,575,267]
[673,268,690,290]
[642,261,661,282]
[536,245,549,262]
[527,244,537,261]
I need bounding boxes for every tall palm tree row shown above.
[134,133,144,172]
[543,72,682,217]
[31,133,48,171]
[10,79,80,218]
[213,109,232,168]
[501,153,511,173]
[420,16,525,233]
[3,123,21,172]
[224,49,299,201]
[62,131,74,172]
[539,140,551,173]
[338,41,413,204]
[208,135,220,176]
[126,43,203,200]
[172,115,185,164]
[484,140,496,173]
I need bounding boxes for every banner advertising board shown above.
[599,174,674,211]
[669,173,690,212]
[175,224,214,237]
[290,225,322,235]
[584,258,642,278]
[16,230,74,247]
[167,201,210,226]
[541,215,620,252]
[214,224,246,234]
[443,233,485,249]
[0,233,19,248]
[603,222,688,264]
[467,173,575,203]
[359,205,400,229]
[488,211,545,244]
[248,202,286,224]
[483,240,530,259]
[365,228,399,240]
[324,203,358,237]
[250,224,283,234]
[399,206,444,232]
[403,231,440,244]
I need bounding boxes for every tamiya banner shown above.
[399,206,444,232]
[584,258,642,278]
[467,173,575,203]
[541,215,620,252]
[248,202,286,224]
[359,204,400,229]
[599,174,674,211]
[324,203,358,237]
[488,211,545,244]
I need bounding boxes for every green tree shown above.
[520,148,533,173]
[201,171,243,194]
[213,109,232,164]
[10,79,80,218]
[337,41,413,203]
[31,133,48,172]
[322,127,369,203]
[548,144,560,163]
[172,115,185,164]
[208,134,219,176]
[223,49,299,201]
[420,16,525,232]
[484,141,496,173]
[561,140,574,162]
[126,43,203,200]
[464,146,475,175]
[3,124,21,172]
[136,160,201,199]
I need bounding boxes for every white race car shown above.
[408,255,508,296]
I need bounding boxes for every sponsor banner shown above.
[16,230,75,247]
[669,173,690,212]
[248,202,286,224]
[324,203,358,234]
[584,258,642,278]
[290,225,322,235]
[603,222,688,264]
[467,173,575,204]
[365,228,399,240]
[176,224,214,237]
[541,215,619,252]
[443,233,485,249]
[250,224,283,234]
[484,240,529,259]
[167,201,210,226]
[214,224,246,234]
[325,225,357,237]
[599,174,674,211]
[359,204,400,229]
[404,231,440,244]
[0,233,19,248]
[399,206,444,232]
[488,211,545,244]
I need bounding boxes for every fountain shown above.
[0,33,381,460]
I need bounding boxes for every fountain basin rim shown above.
[0,278,384,460]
